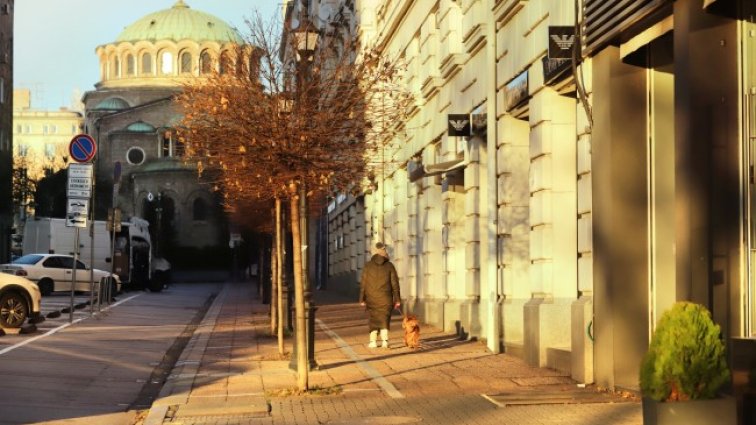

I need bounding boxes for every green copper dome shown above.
[125,121,156,132]
[94,97,130,110]
[115,0,242,44]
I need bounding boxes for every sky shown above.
[14,0,282,110]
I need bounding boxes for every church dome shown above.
[115,0,241,44]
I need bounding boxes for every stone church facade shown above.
[82,0,244,258]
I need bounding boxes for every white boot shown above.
[368,330,378,348]
[380,329,389,348]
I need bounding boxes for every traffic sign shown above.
[69,134,97,163]
[68,163,93,198]
[66,199,89,228]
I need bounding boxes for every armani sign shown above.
[548,26,575,60]
[448,114,471,137]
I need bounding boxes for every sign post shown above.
[67,134,97,322]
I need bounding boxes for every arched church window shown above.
[193,198,208,221]
[180,51,192,74]
[160,50,173,74]
[200,50,212,74]
[142,52,153,75]
[219,51,232,75]
[112,56,120,78]
[126,54,135,75]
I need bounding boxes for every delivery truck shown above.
[22,216,161,291]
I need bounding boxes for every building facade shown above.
[82,0,246,260]
[325,0,756,394]
[12,89,82,180]
[0,0,12,263]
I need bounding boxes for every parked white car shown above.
[0,254,120,296]
[0,273,42,328]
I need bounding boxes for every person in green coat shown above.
[359,242,401,348]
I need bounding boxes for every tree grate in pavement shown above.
[482,388,636,407]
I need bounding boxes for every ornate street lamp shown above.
[288,13,320,373]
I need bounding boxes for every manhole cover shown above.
[326,416,422,424]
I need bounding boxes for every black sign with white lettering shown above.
[548,26,575,60]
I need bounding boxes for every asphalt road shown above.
[0,283,220,425]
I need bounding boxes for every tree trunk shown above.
[289,185,308,390]
[276,198,285,355]
[270,211,278,336]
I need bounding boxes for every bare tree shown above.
[176,10,412,391]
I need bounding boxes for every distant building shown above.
[12,89,83,181]
[0,0,13,262]
[82,0,250,262]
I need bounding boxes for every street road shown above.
[0,283,220,425]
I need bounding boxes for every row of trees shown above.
[175,11,411,390]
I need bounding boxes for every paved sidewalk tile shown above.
[148,282,642,425]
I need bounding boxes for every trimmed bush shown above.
[640,302,730,401]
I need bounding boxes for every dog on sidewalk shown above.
[402,314,421,349]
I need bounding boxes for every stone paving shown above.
[145,282,642,425]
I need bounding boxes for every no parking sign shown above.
[69,134,97,163]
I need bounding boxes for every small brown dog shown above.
[402,314,421,349]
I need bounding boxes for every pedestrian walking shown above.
[359,242,401,348]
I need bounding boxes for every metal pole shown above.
[70,228,80,323]
[89,171,96,314]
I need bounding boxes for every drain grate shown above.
[483,388,635,407]
[511,376,576,386]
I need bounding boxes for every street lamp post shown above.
[288,16,320,372]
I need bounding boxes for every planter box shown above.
[642,396,737,425]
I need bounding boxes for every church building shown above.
[82,0,245,261]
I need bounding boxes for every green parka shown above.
[359,254,401,330]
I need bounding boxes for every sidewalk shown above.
[144,282,641,425]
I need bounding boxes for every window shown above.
[200,50,212,74]
[71,124,77,134]
[219,51,231,75]
[42,257,64,268]
[50,125,57,134]
[180,51,192,73]
[112,56,120,78]
[193,198,208,220]
[43,125,49,135]
[0,77,4,103]
[161,129,184,157]
[24,125,31,133]
[15,124,20,134]
[0,4,8,15]
[17,143,29,156]
[44,143,56,158]
[126,147,146,165]
[126,54,135,75]
[160,51,173,74]
[141,52,152,74]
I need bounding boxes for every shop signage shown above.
[505,71,529,112]
[447,114,471,137]
[542,56,571,85]
[548,26,575,60]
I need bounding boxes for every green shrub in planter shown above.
[640,302,730,401]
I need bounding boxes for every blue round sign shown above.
[69,134,97,163]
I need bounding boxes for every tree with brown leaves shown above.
[175,10,411,391]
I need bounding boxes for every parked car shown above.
[0,273,42,328]
[0,254,120,296]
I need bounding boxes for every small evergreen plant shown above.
[640,302,730,401]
